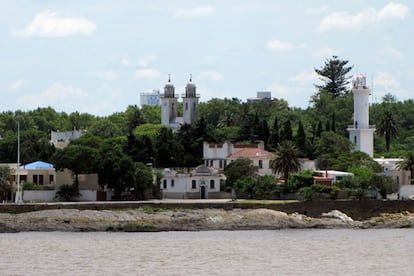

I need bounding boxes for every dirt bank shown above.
[1,208,413,233]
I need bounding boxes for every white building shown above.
[161,165,226,199]
[203,141,275,175]
[374,157,411,186]
[347,74,375,157]
[161,76,199,131]
[50,129,87,148]
[140,89,161,106]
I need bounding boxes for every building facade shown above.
[203,141,275,175]
[161,165,225,199]
[140,89,161,106]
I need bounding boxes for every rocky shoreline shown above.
[1,207,414,233]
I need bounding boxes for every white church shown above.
[161,75,199,130]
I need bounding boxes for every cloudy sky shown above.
[1,1,412,116]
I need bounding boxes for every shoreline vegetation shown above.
[1,205,414,233]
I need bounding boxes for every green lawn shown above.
[236,199,299,204]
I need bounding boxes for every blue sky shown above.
[1,1,412,116]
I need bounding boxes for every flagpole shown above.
[15,120,22,203]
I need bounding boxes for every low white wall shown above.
[23,190,98,202]
[78,190,97,201]
[23,190,56,202]
[399,185,414,200]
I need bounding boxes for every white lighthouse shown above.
[347,74,375,157]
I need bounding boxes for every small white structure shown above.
[203,141,275,175]
[374,157,411,186]
[161,165,225,199]
[50,129,87,148]
[140,89,161,106]
[161,75,199,131]
[347,74,375,157]
[314,170,354,183]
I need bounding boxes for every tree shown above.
[296,120,306,155]
[131,162,154,200]
[267,117,280,151]
[270,141,300,183]
[314,56,353,98]
[280,119,293,142]
[397,152,414,179]
[224,158,258,191]
[0,166,13,202]
[52,144,99,187]
[378,110,399,151]
[97,143,135,197]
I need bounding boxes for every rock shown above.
[321,210,354,222]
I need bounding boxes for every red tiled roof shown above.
[227,148,274,159]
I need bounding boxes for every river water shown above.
[0,229,413,276]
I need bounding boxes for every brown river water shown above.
[0,229,413,275]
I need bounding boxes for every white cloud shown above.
[317,2,408,32]
[266,39,292,51]
[137,55,157,67]
[377,46,403,59]
[14,10,96,38]
[175,6,215,18]
[17,82,87,109]
[375,71,401,89]
[288,70,318,83]
[378,2,409,19]
[312,46,338,58]
[8,79,23,91]
[96,71,117,81]
[134,69,161,79]
[196,70,224,81]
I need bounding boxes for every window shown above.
[192,180,196,189]
[210,180,215,189]
[49,175,54,184]
[33,175,38,185]
[185,102,188,110]
[39,175,44,185]
[219,160,223,169]
[163,179,167,189]
[171,179,174,187]
[210,160,213,166]
[354,136,357,144]
[258,160,263,169]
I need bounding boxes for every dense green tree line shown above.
[1,56,414,198]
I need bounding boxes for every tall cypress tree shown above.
[280,119,293,142]
[296,120,306,155]
[267,117,280,150]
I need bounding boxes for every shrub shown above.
[23,182,42,190]
[55,184,80,202]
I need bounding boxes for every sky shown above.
[0,0,413,116]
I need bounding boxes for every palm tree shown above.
[396,152,414,180]
[270,141,300,183]
[378,110,398,151]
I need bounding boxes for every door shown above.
[200,186,206,199]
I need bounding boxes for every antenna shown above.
[371,74,374,101]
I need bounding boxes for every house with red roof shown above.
[203,141,275,175]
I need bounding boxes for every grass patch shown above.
[236,199,299,204]
[140,205,166,214]
[106,223,156,232]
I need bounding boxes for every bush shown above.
[23,182,42,190]
[55,184,80,202]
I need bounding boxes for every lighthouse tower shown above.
[182,76,199,125]
[347,74,375,157]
